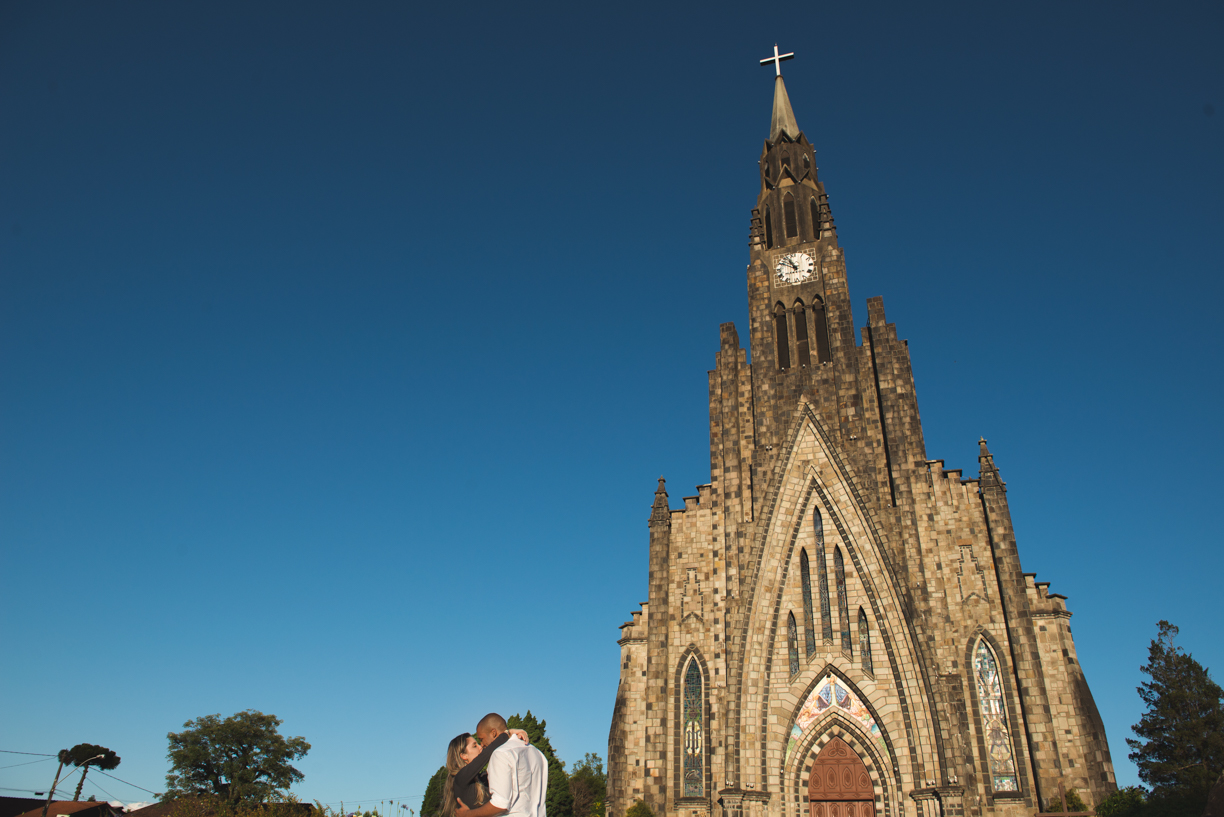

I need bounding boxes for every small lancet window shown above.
[764,206,774,249]
[803,153,810,169]
[794,300,810,367]
[815,508,832,644]
[787,612,800,676]
[774,303,790,370]
[783,193,798,238]
[810,197,821,239]
[683,657,705,796]
[781,153,791,169]
[800,549,816,656]
[974,640,1020,792]
[858,607,874,674]
[812,297,832,364]
[834,546,852,655]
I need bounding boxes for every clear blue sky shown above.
[2,0,1221,809]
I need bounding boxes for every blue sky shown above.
[1,0,1221,809]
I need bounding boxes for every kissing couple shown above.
[440,713,548,817]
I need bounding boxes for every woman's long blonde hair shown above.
[439,733,486,817]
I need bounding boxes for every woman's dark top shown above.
[454,733,510,809]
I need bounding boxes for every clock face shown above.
[775,252,815,285]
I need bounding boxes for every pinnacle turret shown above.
[650,477,670,524]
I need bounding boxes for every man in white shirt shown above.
[455,713,547,817]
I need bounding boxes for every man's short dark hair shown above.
[477,712,507,734]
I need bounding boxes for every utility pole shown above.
[41,752,68,817]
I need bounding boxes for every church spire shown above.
[770,75,801,141]
[760,45,800,141]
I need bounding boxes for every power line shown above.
[94,770,160,796]
[0,751,56,757]
[85,777,123,805]
[0,786,52,794]
[0,758,55,770]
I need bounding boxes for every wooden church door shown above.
[808,737,874,817]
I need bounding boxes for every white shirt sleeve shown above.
[487,747,512,810]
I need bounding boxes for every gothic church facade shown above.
[606,70,1115,817]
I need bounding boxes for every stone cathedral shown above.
[606,59,1116,817]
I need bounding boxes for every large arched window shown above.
[783,192,798,238]
[815,508,833,644]
[764,206,774,249]
[810,196,821,239]
[858,607,874,675]
[812,297,832,364]
[787,612,800,676]
[974,640,1019,792]
[774,303,790,370]
[794,300,810,367]
[800,549,816,656]
[834,546,852,654]
[683,657,705,796]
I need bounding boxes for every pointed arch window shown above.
[815,508,832,644]
[683,657,705,796]
[812,297,832,364]
[858,607,874,675]
[974,640,1019,792]
[793,300,810,367]
[810,196,821,238]
[800,549,816,656]
[764,206,774,249]
[803,153,810,170]
[774,303,790,370]
[787,612,800,676]
[781,152,791,169]
[834,546,852,654]
[783,193,798,238]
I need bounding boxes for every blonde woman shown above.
[438,729,530,817]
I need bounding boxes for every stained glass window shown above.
[974,640,1019,792]
[815,509,833,644]
[834,547,852,654]
[787,611,800,676]
[800,549,817,656]
[858,607,873,674]
[683,658,704,797]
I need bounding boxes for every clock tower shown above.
[607,49,1116,817]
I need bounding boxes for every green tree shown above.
[624,801,654,817]
[1043,788,1088,813]
[165,710,311,805]
[1096,787,1149,817]
[420,766,447,817]
[569,754,606,817]
[1126,621,1224,816]
[61,744,121,801]
[507,712,572,817]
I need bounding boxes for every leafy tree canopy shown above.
[1042,788,1088,813]
[165,710,310,805]
[624,800,654,817]
[1096,787,1149,817]
[1126,621,1224,813]
[60,744,121,771]
[420,766,447,817]
[569,753,606,817]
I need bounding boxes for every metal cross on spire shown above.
[759,44,795,76]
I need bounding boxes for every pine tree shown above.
[1126,621,1224,816]
[421,766,447,817]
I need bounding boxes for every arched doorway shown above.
[808,737,874,817]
